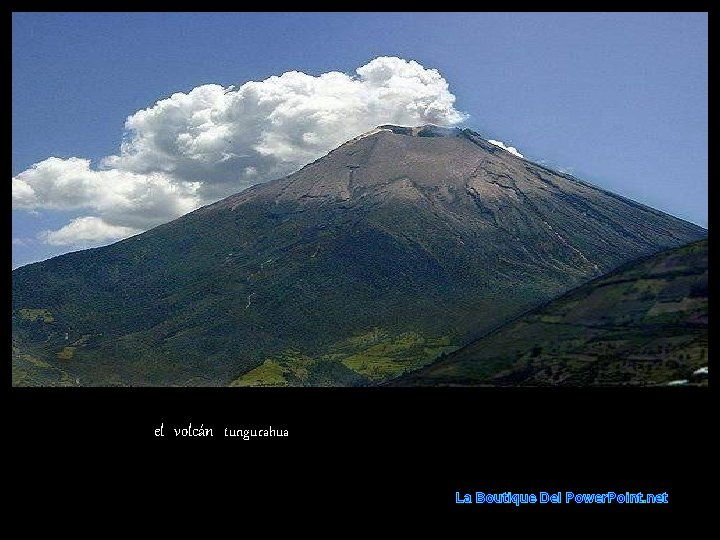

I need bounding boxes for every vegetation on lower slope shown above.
[12,339,76,387]
[394,239,708,386]
[230,329,456,386]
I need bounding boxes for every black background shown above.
[9,387,709,524]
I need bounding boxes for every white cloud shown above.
[12,157,202,230]
[39,216,142,246]
[12,56,467,247]
[12,238,27,246]
[487,139,524,158]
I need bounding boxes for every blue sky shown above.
[12,12,708,268]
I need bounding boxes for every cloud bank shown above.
[39,217,142,246]
[13,57,467,246]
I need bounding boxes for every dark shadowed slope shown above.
[393,239,708,386]
[12,125,707,386]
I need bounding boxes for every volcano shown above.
[12,125,707,386]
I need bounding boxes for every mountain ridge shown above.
[391,238,708,386]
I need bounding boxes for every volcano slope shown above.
[392,239,708,386]
[12,125,707,386]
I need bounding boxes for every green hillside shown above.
[394,239,708,386]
